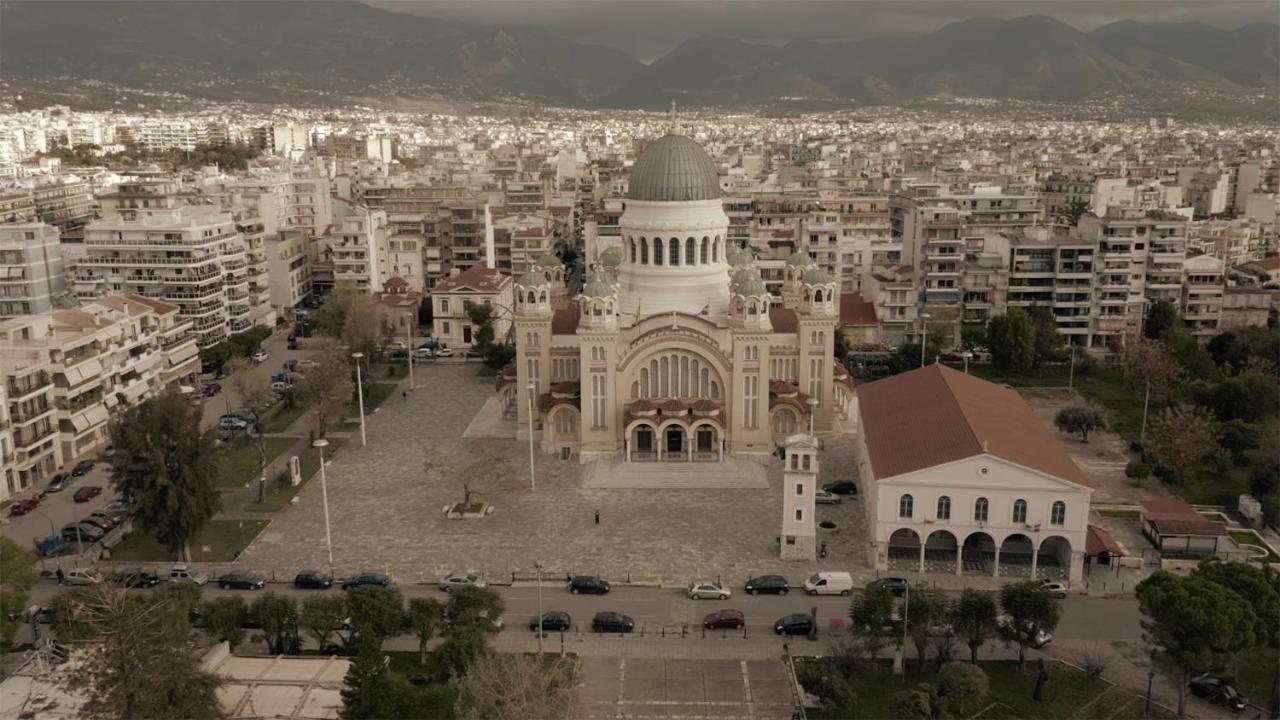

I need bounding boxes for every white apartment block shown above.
[266,229,313,310]
[330,202,389,293]
[1181,254,1225,340]
[1,357,59,500]
[75,205,249,347]
[0,223,66,317]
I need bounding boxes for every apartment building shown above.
[0,223,66,317]
[75,201,248,347]
[1220,287,1273,330]
[0,189,37,223]
[0,357,59,500]
[1040,171,1094,217]
[330,200,389,294]
[266,229,313,310]
[1092,178,1184,218]
[32,178,95,236]
[1181,254,1225,339]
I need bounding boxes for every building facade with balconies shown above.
[0,223,66,318]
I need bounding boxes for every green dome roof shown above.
[734,270,768,298]
[726,243,751,267]
[535,254,561,268]
[517,270,548,287]
[600,247,622,267]
[786,249,816,267]
[802,266,833,285]
[627,134,722,202]
[581,271,614,299]
[731,268,753,290]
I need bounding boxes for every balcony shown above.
[14,425,56,453]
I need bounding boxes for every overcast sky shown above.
[369,0,1278,61]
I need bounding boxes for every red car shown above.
[73,486,102,503]
[703,609,745,630]
[8,498,40,516]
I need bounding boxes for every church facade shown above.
[497,134,856,463]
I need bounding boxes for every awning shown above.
[1086,525,1124,556]
[69,412,92,433]
[121,381,150,402]
[84,404,109,427]
[62,365,84,386]
[103,393,120,408]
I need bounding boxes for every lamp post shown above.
[1068,344,1077,389]
[406,323,415,391]
[1144,669,1155,717]
[526,382,536,490]
[314,439,334,579]
[352,352,366,447]
[919,313,933,368]
[31,507,57,571]
[961,351,973,374]
[901,582,911,682]
[534,560,545,656]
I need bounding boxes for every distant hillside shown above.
[1,1,1275,109]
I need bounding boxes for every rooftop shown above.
[627,134,721,203]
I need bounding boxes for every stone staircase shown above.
[583,455,770,489]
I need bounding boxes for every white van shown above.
[804,571,854,596]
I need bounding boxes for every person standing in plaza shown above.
[594,510,600,526]
[55,564,65,585]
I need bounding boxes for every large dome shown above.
[627,134,722,202]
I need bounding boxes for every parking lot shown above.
[579,658,797,719]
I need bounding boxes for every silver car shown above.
[439,572,486,592]
[687,581,731,600]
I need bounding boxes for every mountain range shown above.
[1,1,1275,108]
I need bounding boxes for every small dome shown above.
[734,272,768,298]
[731,268,753,291]
[600,247,622,267]
[726,243,752,267]
[535,254,561,269]
[802,266,833,285]
[786,249,816,267]
[517,270,548,288]
[627,134,722,202]
[581,271,614,299]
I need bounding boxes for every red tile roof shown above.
[551,307,580,334]
[768,308,798,333]
[431,265,511,293]
[839,292,878,326]
[1086,525,1124,556]
[857,364,1090,486]
[1138,500,1227,536]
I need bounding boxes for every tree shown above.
[890,684,940,720]
[109,390,220,561]
[341,292,380,360]
[345,585,404,643]
[1136,572,1259,719]
[849,585,896,669]
[0,537,37,649]
[1121,338,1186,408]
[888,343,922,375]
[960,323,987,351]
[435,624,489,680]
[296,338,353,437]
[455,651,580,720]
[407,597,446,667]
[1125,461,1152,486]
[312,289,354,337]
[1209,371,1280,422]
[225,358,275,504]
[1054,406,1105,442]
[1143,404,1221,482]
[986,309,1035,375]
[1072,643,1113,696]
[252,592,298,655]
[999,580,1063,672]
[1062,199,1091,227]
[1163,326,1216,380]
[445,586,505,634]
[951,589,999,663]
[1191,560,1280,651]
[199,596,247,649]
[301,595,346,652]
[936,662,990,716]
[340,631,403,720]
[56,586,223,719]
[1218,419,1259,465]
[1144,299,1180,340]
[906,586,950,672]
[1025,305,1066,367]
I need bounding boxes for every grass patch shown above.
[1235,646,1278,706]
[1229,530,1280,561]
[216,436,299,488]
[261,397,310,433]
[1198,512,1228,523]
[965,364,1144,441]
[345,382,396,417]
[108,519,267,563]
[373,362,409,381]
[250,438,345,512]
[1097,509,1141,519]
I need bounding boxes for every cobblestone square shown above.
[244,364,870,586]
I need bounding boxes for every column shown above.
[992,547,1001,577]
[918,543,926,574]
[1030,547,1039,578]
[956,547,963,576]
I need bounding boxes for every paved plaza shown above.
[243,363,872,585]
[578,659,796,720]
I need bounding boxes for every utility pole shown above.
[1068,344,1077,389]
[406,323,415,390]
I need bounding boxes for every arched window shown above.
[526,291,536,304]
[936,496,951,521]
[640,237,649,265]
[814,289,824,303]
[1050,501,1066,526]
[686,237,695,265]
[712,239,719,263]
[974,497,989,522]
[1012,499,1028,524]
[654,238,663,265]
[668,238,680,266]
[629,238,636,263]
[898,494,914,519]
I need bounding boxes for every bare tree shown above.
[296,338,352,438]
[1073,642,1113,695]
[342,292,380,360]
[225,357,275,503]
[1144,404,1222,482]
[455,652,580,720]
[1121,338,1185,405]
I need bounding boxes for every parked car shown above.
[112,570,161,588]
[71,460,96,477]
[296,359,319,370]
[822,480,858,495]
[866,577,910,597]
[774,613,816,636]
[219,571,267,590]
[996,613,1053,648]
[270,381,290,391]
[283,359,299,372]
[687,581,731,600]
[1189,675,1248,712]
[219,416,248,431]
[203,383,222,397]
[73,486,102,503]
[389,350,409,360]
[591,611,635,633]
[568,576,610,595]
[230,409,258,424]
[465,347,484,359]
[252,351,269,363]
[804,571,854,596]
[8,498,40,516]
[529,611,571,632]
[293,570,333,589]
[47,474,70,493]
[64,568,104,586]
[342,573,391,590]
[434,347,454,358]
[61,523,104,543]
[169,564,209,585]
[745,575,789,595]
[439,572,486,592]
[79,515,116,533]
[1037,580,1069,598]
[814,490,842,505]
[414,347,434,359]
[703,609,745,630]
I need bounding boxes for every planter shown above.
[444,502,493,520]
[818,521,838,533]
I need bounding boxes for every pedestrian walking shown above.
[594,510,600,525]
[55,565,65,585]
[402,390,407,401]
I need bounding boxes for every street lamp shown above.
[919,313,933,368]
[526,383,536,490]
[314,439,334,579]
[352,352,366,447]
[405,323,415,391]
[961,351,973,374]
[534,560,545,656]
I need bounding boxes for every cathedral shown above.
[497,133,855,464]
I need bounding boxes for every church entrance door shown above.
[664,427,686,461]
